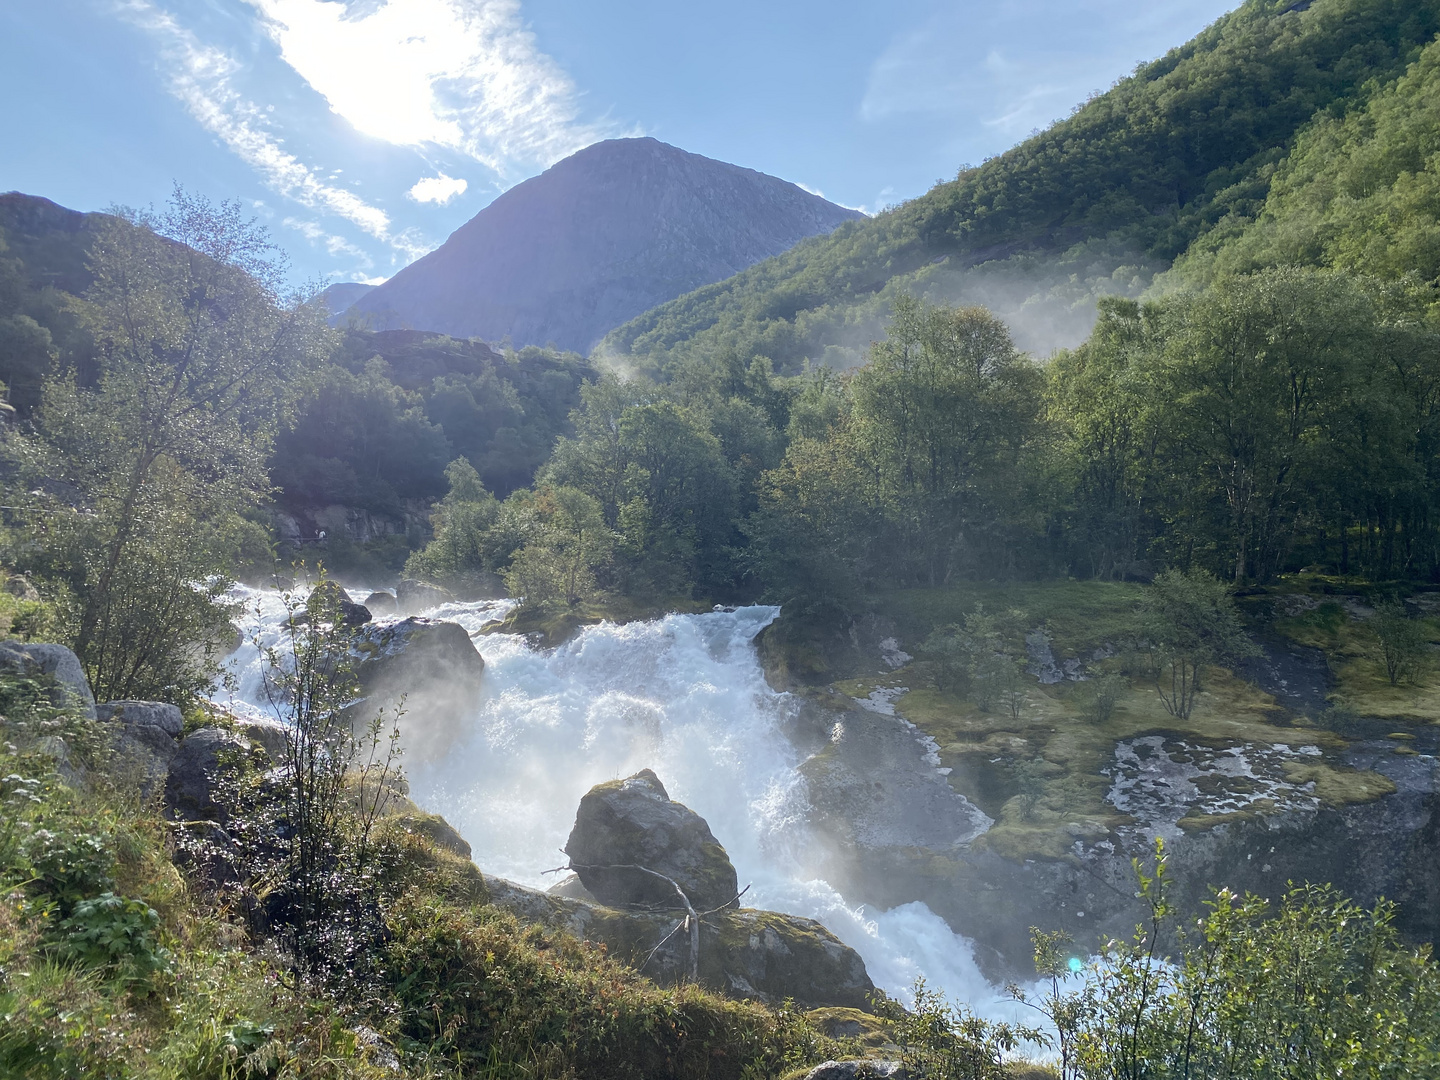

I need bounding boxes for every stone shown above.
[393,812,472,859]
[363,590,398,617]
[0,641,95,718]
[483,874,876,1010]
[307,581,370,626]
[234,717,289,763]
[99,701,183,798]
[164,727,250,824]
[349,617,485,757]
[565,769,739,912]
[4,574,39,602]
[396,579,454,615]
[546,873,598,902]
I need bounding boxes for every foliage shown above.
[1018,841,1440,1079]
[1371,601,1429,685]
[502,485,615,610]
[601,0,1440,377]
[872,980,1042,1080]
[3,188,330,704]
[1137,570,1258,719]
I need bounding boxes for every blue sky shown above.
[2,0,1238,285]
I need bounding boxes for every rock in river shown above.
[565,769,740,911]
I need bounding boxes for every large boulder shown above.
[99,700,182,797]
[349,617,485,757]
[396,579,454,615]
[307,580,371,626]
[164,726,250,824]
[0,641,95,718]
[484,874,876,1010]
[363,590,398,617]
[565,770,740,912]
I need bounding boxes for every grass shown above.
[0,677,860,1080]
[830,579,1408,862]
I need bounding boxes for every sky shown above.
[1,0,1239,285]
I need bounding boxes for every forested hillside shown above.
[0,193,595,572]
[602,0,1440,370]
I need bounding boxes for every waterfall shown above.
[217,586,1027,1017]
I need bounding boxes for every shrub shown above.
[1372,601,1429,685]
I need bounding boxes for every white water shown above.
[216,587,1028,1019]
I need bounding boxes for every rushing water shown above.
[216,586,1026,1017]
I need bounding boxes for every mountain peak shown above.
[344,140,862,353]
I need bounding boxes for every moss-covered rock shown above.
[565,769,740,912]
[484,875,876,1010]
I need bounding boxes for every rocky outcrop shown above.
[349,617,484,756]
[164,727,251,824]
[565,770,739,911]
[0,640,95,718]
[100,700,182,797]
[484,874,875,1009]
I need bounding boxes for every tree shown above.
[1138,569,1257,719]
[503,486,615,609]
[11,188,329,702]
[403,458,501,591]
[850,297,1043,585]
[1371,601,1429,685]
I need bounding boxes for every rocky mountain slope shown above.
[340,138,863,354]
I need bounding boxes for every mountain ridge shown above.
[342,137,863,354]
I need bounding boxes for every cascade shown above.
[218,586,1026,1016]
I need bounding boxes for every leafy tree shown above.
[1371,601,1430,685]
[504,486,615,610]
[10,188,329,702]
[1137,569,1257,719]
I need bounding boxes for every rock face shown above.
[350,617,484,756]
[343,138,864,353]
[0,641,95,718]
[164,727,252,824]
[100,700,182,797]
[566,770,739,911]
[484,875,875,1010]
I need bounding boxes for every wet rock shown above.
[164,727,250,824]
[1025,629,1064,684]
[396,579,454,615]
[565,769,739,911]
[0,641,95,718]
[307,580,371,626]
[484,874,876,1010]
[349,617,485,756]
[100,701,182,797]
[363,590,398,617]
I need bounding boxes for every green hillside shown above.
[1171,29,1440,287]
[601,0,1440,371]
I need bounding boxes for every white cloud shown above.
[408,173,469,204]
[242,0,607,174]
[120,0,435,260]
[283,216,373,262]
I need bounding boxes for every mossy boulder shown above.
[306,580,371,626]
[484,875,876,1010]
[565,769,739,911]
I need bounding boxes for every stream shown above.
[216,586,1026,1017]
